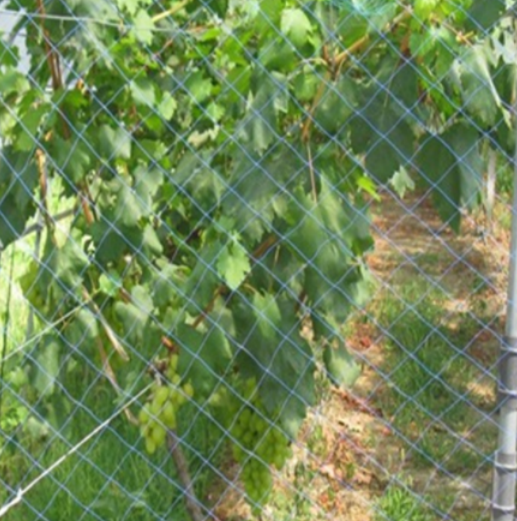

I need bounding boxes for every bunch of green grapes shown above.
[228,379,292,508]
[138,354,194,454]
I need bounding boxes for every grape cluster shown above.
[138,354,194,455]
[228,380,291,507]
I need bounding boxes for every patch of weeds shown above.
[414,252,442,274]
[314,369,332,403]
[0,373,218,521]
[305,424,328,460]
[495,163,513,199]
[344,460,356,481]
[414,429,480,472]
[469,273,490,296]
[376,482,432,521]
[493,200,512,230]
[292,461,315,520]
[268,461,316,521]
[373,278,486,474]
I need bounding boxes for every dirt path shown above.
[305,191,509,521]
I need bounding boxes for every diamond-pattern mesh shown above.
[0,1,514,520]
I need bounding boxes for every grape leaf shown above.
[286,177,372,323]
[99,271,123,297]
[157,92,177,120]
[281,8,313,48]
[239,73,280,153]
[314,76,357,135]
[52,136,92,184]
[132,10,154,45]
[98,125,132,160]
[152,264,185,309]
[376,57,419,111]
[36,236,89,305]
[224,156,282,241]
[13,104,49,152]
[134,165,163,212]
[183,240,224,315]
[216,237,251,291]
[130,78,156,107]
[176,322,233,397]
[116,0,152,15]
[286,176,362,263]
[292,71,319,102]
[173,150,225,213]
[92,220,162,264]
[0,69,29,96]
[466,0,506,31]
[456,44,502,126]
[255,0,283,37]
[390,167,415,198]
[114,285,153,346]
[0,148,38,247]
[0,41,19,68]
[64,308,99,355]
[414,0,439,20]
[334,7,368,47]
[350,95,414,183]
[185,71,213,105]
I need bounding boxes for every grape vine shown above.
[0,0,505,512]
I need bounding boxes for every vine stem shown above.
[37,0,96,226]
[35,149,56,242]
[81,287,129,362]
[0,209,75,253]
[333,7,412,66]
[36,0,69,138]
[151,0,191,23]
[301,72,329,144]
[307,143,317,202]
[162,235,280,349]
[167,430,205,521]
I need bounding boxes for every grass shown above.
[376,481,432,521]
[0,182,220,521]
[364,259,496,521]
[372,275,493,473]
[0,342,224,521]
[1,392,221,521]
[1,241,39,436]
